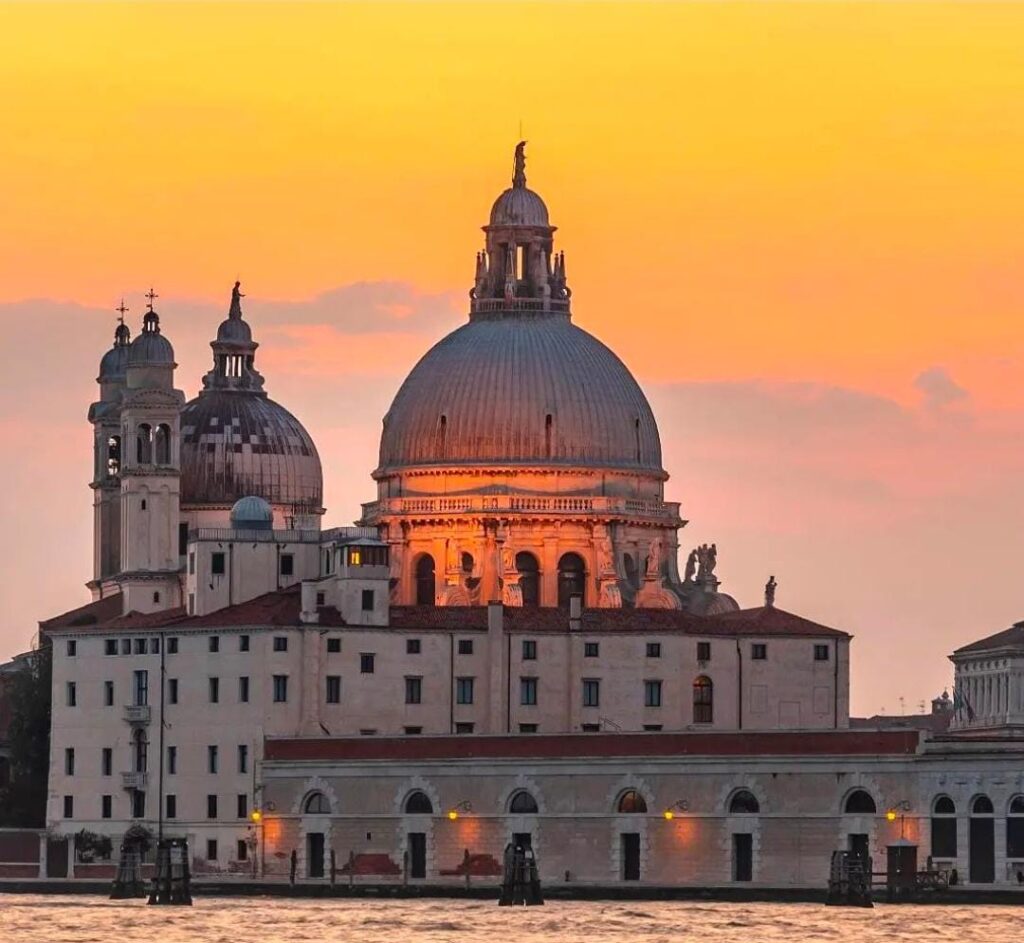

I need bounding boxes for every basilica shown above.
[35,145,1024,890]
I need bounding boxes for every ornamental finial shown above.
[513,141,527,188]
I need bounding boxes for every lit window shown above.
[349,548,362,566]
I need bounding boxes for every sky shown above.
[1,1,1023,716]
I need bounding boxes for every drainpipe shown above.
[834,639,840,729]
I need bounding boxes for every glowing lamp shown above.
[250,810,262,823]
[663,810,675,820]
[447,810,459,821]
[886,809,897,822]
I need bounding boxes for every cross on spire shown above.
[145,287,158,312]
[115,298,129,324]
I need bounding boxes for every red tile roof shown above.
[39,593,124,632]
[42,585,849,640]
[265,729,920,763]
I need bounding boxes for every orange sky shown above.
[1,2,1023,715]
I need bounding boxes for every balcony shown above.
[121,771,148,790]
[123,704,151,725]
[361,495,682,523]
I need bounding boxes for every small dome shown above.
[99,344,130,380]
[230,495,273,530]
[216,316,253,344]
[128,330,174,365]
[489,186,549,227]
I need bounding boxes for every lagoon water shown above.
[0,895,1020,943]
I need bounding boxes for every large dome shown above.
[180,391,322,509]
[377,314,663,475]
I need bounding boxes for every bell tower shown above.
[116,290,186,613]
[87,304,132,599]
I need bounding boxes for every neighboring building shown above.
[949,621,1024,736]
[35,144,1024,886]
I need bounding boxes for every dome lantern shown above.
[201,281,265,393]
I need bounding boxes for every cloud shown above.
[913,366,969,410]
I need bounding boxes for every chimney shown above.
[569,594,582,632]
[300,581,319,625]
[487,599,503,635]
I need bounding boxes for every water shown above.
[0,895,1019,943]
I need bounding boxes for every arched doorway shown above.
[616,789,646,881]
[931,795,957,861]
[970,794,995,883]
[516,552,540,606]
[843,789,877,863]
[557,553,585,608]
[415,554,435,605]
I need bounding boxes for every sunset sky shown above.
[2,1,1023,715]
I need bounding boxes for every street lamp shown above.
[663,799,689,820]
[447,800,472,821]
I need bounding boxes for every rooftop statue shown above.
[229,280,245,319]
[765,575,777,608]
[513,140,527,187]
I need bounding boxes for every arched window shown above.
[136,423,152,464]
[415,554,435,606]
[154,423,171,464]
[693,675,713,724]
[557,552,585,608]
[304,791,331,814]
[1008,796,1024,859]
[729,790,760,814]
[508,790,539,815]
[404,791,433,814]
[931,795,957,859]
[972,795,994,815]
[516,552,540,607]
[617,790,647,814]
[844,790,877,814]
[107,435,121,477]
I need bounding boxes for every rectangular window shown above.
[209,677,220,703]
[239,676,250,702]
[361,589,375,611]
[751,643,767,660]
[239,635,250,652]
[66,640,77,657]
[279,553,294,576]
[102,748,112,776]
[360,653,375,674]
[646,642,661,658]
[326,675,341,704]
[456,677,474,705]
[582,678,600,708]
[644,680,663,708]
[211,553,225,576]
[405,676,422,704]
[167,746,177,775]
[327,637,341,653]
[104,680,114,707]
[272,675,288,702]
[178,521,188,557]
[209,635,220,653]
[457,639,473,655]
[105,639,117,656]
[151,637,160,655]
[63,795,74,818]
[316,591,325,607]
[584,642,599,658]
[932,817,957,858]
[406,639,421,655]
[207,745,218,775]
[237,840,248,862]
[64,747,75,776]
[207,795,218,819]
[520,677,538,706]
[133,638,147,655]
[814,644,830,661]
[522,640,537,661]
[359,729,377,736]
[101,795,112,819]
[519,723,538,734]
[697,641,711,662]
[168,678,178,704]
[121,638,131,655]
[237,794,248,819]
[188,551,195,575]
[66,681,77,707]
[238,744,248,774]
[133,670,148,706]
[404,726,423,736]
[455,722,474,734]
[643,724,663,731]
[581,723,600,732]
[188,593,195,615]
[206,839,217,861]
[273,636,288,652]
[166,795,177,819]
[131,791,145,819]
[167,636,178,654]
